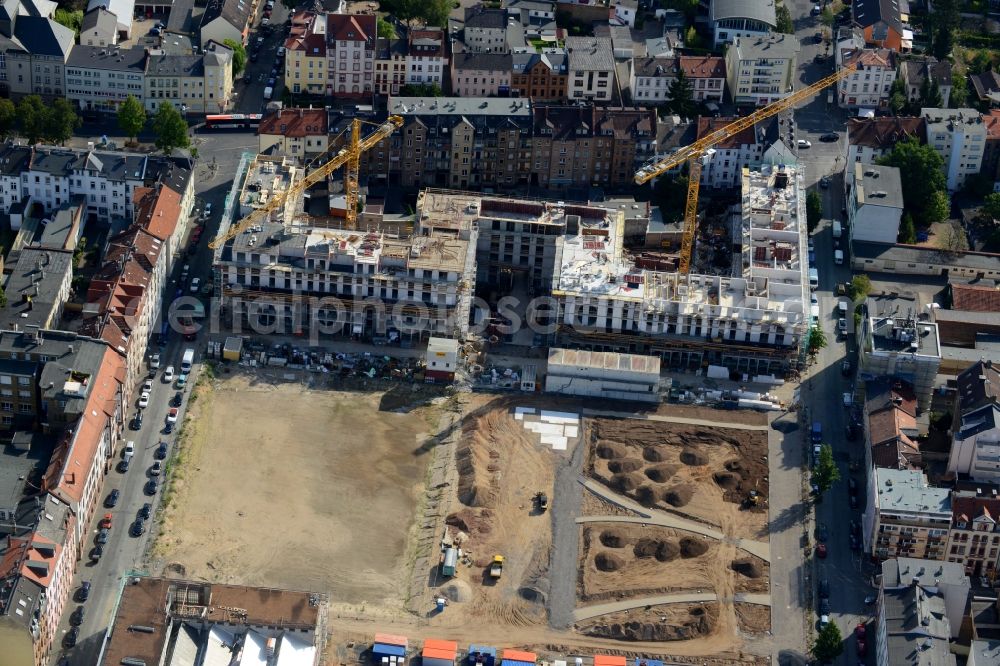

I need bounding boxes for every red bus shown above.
[203,114,262,130]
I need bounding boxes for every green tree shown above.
[848,274,872,300]
[969,48,995,75]
[888,77,908,115]
[380,0,418,22]
[937,223,969,254]
[223,39,247,75]
[812,621,844,663]
[667,68,695,118]
[423,0,451,27]
[898,212,916,244]
[933,25,954,60]
[981,192,1000,221]
[377,16,396,38]
[820,6,835,28]
[53,8,83,34]
[117,95,147,141]
[45,98,81,145]
[962,172,994,198]
[808,326,827,354]
[683,25,702,49]
[0,98,15,139]
[151,104,190,153]
[920,75,944,109]
[0,284,6,308]
[812,443,840,493]
[877,137,950,225]
[806,190,822,232]
[950,74,968,108]
[775,4,793,33]
[16,95,48,144]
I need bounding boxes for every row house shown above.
[725,34,798,107]
[463,5,510,53]
[64,45,146,115]
[947,490,1000,582]
[983,109,1000,183]
[505,0,557,41]
[510,50,567,101]
[970,70,1000,108]
[947,359,1000,485]
[0,246,74,334]
[199,0,254,47]
[285,30,327,96]
[695,116,767,189]
[845,116,926,165]
[0,0,74,100]
[134,181,189,277]
[326,14,375,98]
[79,226,166,399]
[863,379,921,472]
[375,97,534,190]
[922,107,986,192]
[565,36,615,102]
[451,52,512,97]
[631,56,674,105]
[838,47,896,110]
[143,42,234,115]
[374,28,448,96]
[854,0,905,51]
[374,37,407,96]
[680,55,726,103]
[899,56,953,108]
[0,144,193,226]
[257,108,329,159]
[866,467,951,560]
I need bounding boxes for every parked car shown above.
[855,623,867,639]
[201,282,214,296]
[203,202,212,219]
[819,598,831,615]
[167,408,179,424]
[130,520,145,537]
[820,132,839,142]
[70,606,85,626]
[797,139,812,149]
[149,354,161,369]
[820,176,830,188]
[176,374,187,388]
[164,421,174,434]
[156,441,168,459]
[96,528,109,544]
[819,578,830,598]
[130,410,143,430]
[164,366,175,382]
[100,513,112,529]
[857,639,867,656]
[90,545,103,562]
[816,543,828,558]
[145,479,158,495]
[78,581,91,602]
[64,627,79,648]
[171,391,183,407]
[838,318,848,335]
[150,461,162,476]
[142,379,153,393]
[811,4,821,14]
[138,391,150,409]
[190,277,201,293]
[105,489,120,507]
[816,523,828,542]
[140,503,152,520]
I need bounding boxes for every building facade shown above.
[726,34,798,107]
[922,108,987,192]
[511,51,567,101]
[947,360,1000,484]
[450,52,512,97]
[846,163,904,245]
[326,14,375,98]
[565,36,615,101]
[64,45,146,114]
[868,468,951,560]
[837,48,895,110]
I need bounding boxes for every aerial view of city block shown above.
[1,0,1000,665]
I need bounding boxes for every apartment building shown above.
[199,0,253,47]
[0,144,193,225]
[867,467,950,560]
[144,43,234,114]
[709,0,776,48]
[726,34,799,107]
[863,379,920,474]
[899,56,953,108]
[506,0,557,41]
[451,52,512,97]
[529,105,656,190]
[837,48,895,110]
[377,97,533,190]
[946,490,1000,581]
[258,108,329,158]
[3,15,74,100]
[565,36,615,101]
[0,247,74,333]
[846,117,926,165]
[858,291,942,410]
[922,108,987,192]
[214,189,478,342]
[947,359,1000,484]
[630,56,675,104]
[510,50,567,101]
[285,26,327,95]
[64,45,147,115]
[80,7,118,48]
[680,55,726,102]
[552,165,810,375]
[846,163,904,245]
[374,38,407,96]
[463,5,509,53]
[694,116,769,189]
[854,0,905,51]
[406,28,447,90]
[133,183,187,274]
[327,14,375,97]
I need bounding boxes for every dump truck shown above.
[489,555,504,579]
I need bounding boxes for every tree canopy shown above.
[812,622,844,663]
[377,16,396,39]
[0,99,15,140]
[667,68,695,118]
[775,4,794,33]
[399,83,443,96]
[806,190,822,232]
[812,443,840,494]
[224,39,247,75]
[381,0,450,27]
[15,95,81,145]
[117,95,147,140]
[877,138,950,225]
[152,104,190,153]
[46,98,82,145]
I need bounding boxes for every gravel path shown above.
[547,428,589,629]
[581,408,771,431]
[573,592,773,622]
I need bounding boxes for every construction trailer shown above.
[500,650,537,666]
[422,640,459,666]
[545,348,661,403]
[593,657,627,666]
[425,337,459,383]
[223,336,243,361]
[440,547,458,577]
[373,634,408,666]
[467,646,496,666]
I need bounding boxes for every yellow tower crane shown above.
[634,67,854,274]
[208,115,404,249]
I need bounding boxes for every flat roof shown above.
[388,96,530,117]
[854,163,904,210]
[548,348,661,376]
[0,248,73,331]
[882,557,969,588]
[876,467,951,516]
[865,292,941,358]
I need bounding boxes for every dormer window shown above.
[958,521,967,529]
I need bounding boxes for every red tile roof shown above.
[951,282,1000,312]
[135,185,182,242]
[678,55,725,79]
[847,117,926,149]
[985,109,1000,140]
[952,495,1000,527]
[328,13,375,42]
[258,108,328,138]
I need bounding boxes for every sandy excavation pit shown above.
[579,525,718,602]
[587,419,769,539]
[576,602,721,642]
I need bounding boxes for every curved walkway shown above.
[580,479,771,562]
[581,408,770,431]
[573,593,773,622]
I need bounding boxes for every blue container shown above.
[468,647,496,666]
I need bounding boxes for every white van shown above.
[181,348,195,373]
[832,220,842,238]
[263,86,273,100]
[809,268,819,290]
[838,299,849,316]
[834,249,844,265]
[123,441,135,464]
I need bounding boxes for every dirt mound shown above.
[441,580,472,603]
[731,558,763,578]
[595,552,625,572]
[456,441,490,507]
[634,485,660,506]
[609,472,643,493]
[713,472,740,490]
[599,530,628,548]
[164,562,187,577]
[680,537,709,558]
[724,459,745,473]
[632,538,679,561]
[644,464,678,483]
[582,605,716,641]
[597,443,627,460]
[446,508,493,536]
[642,446,665,462]
[608,458,644,474]
[680,448,708,466]
[662,484,694,507]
